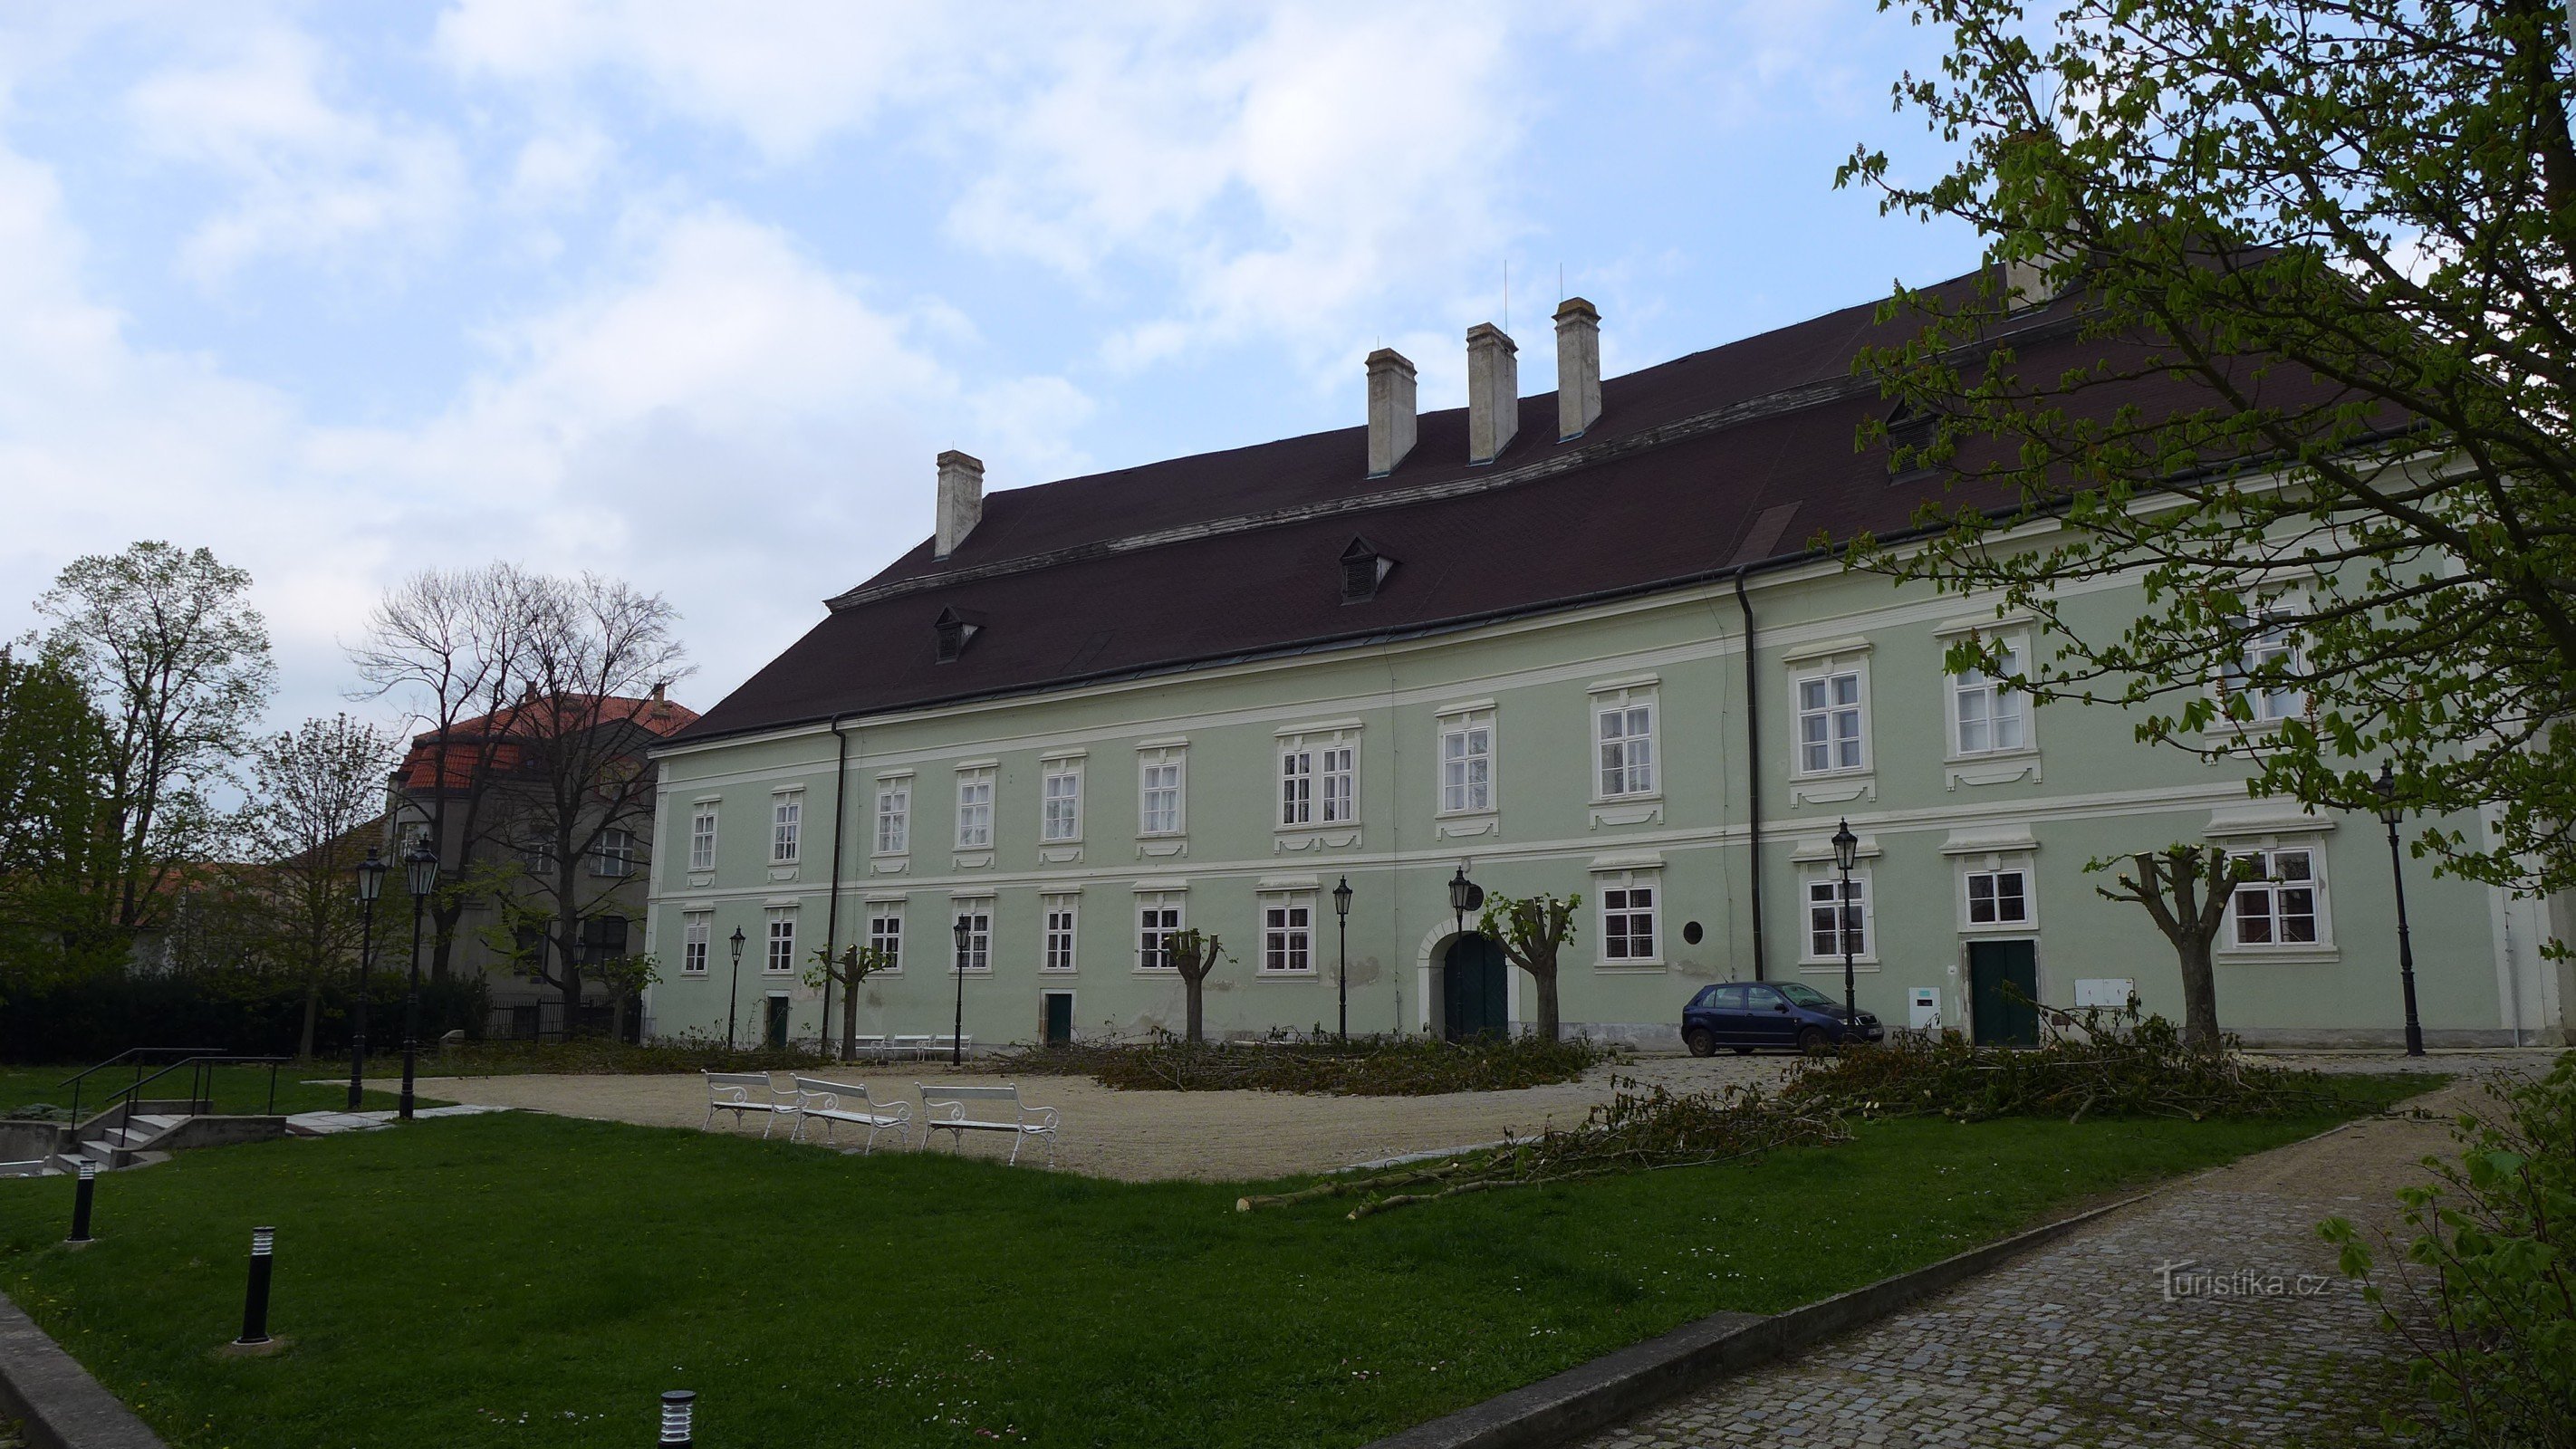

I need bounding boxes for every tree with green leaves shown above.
[237,715,399,1060]
[35,542,274,960]
[1163,928,1228,1045]
[1477,891,1580,1042]
[0,644,112,984]
[806,943,895,1060]
[1839,0,2576,894]
[2091,845,2251,1053]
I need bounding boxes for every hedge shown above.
[0,973,492,1064]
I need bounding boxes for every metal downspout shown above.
[1734,571,1768,983]
[822,715,854,1058]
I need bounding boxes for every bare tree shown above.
[1165,928,1227,1045]
[1478,891,1580,1042]
[2091,846,2249,1055]
[238,715,399,1060]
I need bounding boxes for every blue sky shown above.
[0,2,1982,733]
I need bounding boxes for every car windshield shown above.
[1777,983,1836,1009]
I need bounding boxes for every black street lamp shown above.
[950,916,972,1068]
[2374,763,2427,1058]
[726,926,746,1051]
[1831,819,1860,1031]
[1332,875,1354,1044]
[346,847,389,1110]
[1447,863,1483,940]
[399,837,438,1121]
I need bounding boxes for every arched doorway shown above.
[1442,935,1508,1041]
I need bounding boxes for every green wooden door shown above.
[1967,940,2040,1047]
[763,995,791,1050]
[1442,936,1509,1041]
[1043,991,1074,1046]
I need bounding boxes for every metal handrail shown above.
[59,1047,228,1123]
[91,1054,289,1142]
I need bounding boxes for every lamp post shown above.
[1831,819,1860,1030]
[950,916,972,1068]
[2373,762,2427,1058]
[1332,876,1353,1044]
[1447,863,1482,940]
[726,927,745,1051]
[346,847,389,1110]
[399,837,438,1121]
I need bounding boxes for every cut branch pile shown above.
[994,1032,1611,1097]
[1237,1077,1850,1218]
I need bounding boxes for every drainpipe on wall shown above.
[1734,571,1768,983]
[822,715,855,1058]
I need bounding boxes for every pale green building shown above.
[643,284,2572,1052]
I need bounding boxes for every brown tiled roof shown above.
[400,694,699,793]
[675,273,2345,745]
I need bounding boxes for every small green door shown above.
[1442,936,1509,1041]
[764,995,791,1051]
[1967,940,2040,1048]
[1043,992,1075,1047]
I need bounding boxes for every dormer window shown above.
[1340,537,1394,603]
[933,606,985,663]
[1884,399,1939,483]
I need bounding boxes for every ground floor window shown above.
[1043,897,1078,973]
[1262,893,1314,974]
[951,898,993,972]
[867,906,902,973]
[1597,870,1660,964]
[681,913,709,975]
[1964,867,2029,927]
[1137,893,1182,971]
[1804,874,1868,959]
[2230,845,2324,947]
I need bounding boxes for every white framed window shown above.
[1593,689,1658,798]
[873,783,909,856]
[1804,873,1870,960]
[1139,749,1186,836]
[1281,747,1312,826]
[1964,866,2032,928]
[1262,893,1315,974]
[866,904,903,974]
[956,767,995,849]
[2229,845,2327,948]
[1439,712,1495,814]
[771,792,803,864]
[523,835,557,874]
[2221,619,2305,724]
[1042,762,1083,842]
[591,828,636,878]
[687,806,717,872]
[681,912,710,975]
[1136,893,1183,971]
[950,898,993,973]
[1042,896,1078,973]
[764,907,797,973]
[1795,667,1867,774]
[1277,731,1359,828]
[1950,638,2032,756]
[1597,870,1661,964]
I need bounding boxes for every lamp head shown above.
[354,846,389,902]
[402,836,440,897]
[2374,761,2402,826]
[953,916,973,952]
[1831,819,1859,873]
[728,926,745,964]
[1447,863,1483,916]
[1332,875,1353,918]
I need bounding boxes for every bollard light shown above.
[234,1226,276,1347]
[67,1161,96,1243]
[660,1388,697,1446]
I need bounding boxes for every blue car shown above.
[1682,980,1884,1055]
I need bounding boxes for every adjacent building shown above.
[643,277,2571,1051]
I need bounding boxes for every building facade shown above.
[644,283,2572,1051]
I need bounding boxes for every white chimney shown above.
[1365,349,1418,477]
[1553,298,1601,440]
[934,450,984,560]
[1466,322,1519,465]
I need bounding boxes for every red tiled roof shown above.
[399,694,698,792]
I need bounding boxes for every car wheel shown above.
[1684,1026,1717,1058]
[1797,1025,1830,1054]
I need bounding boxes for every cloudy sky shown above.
[0,2,1979,733]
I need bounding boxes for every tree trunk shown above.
[841,982,860,1060]
[2176,937,2222,1054]
[1532,961,1562,1042]
[430,900,460,984]
[298,976,321,1062]
[1185,979,1204,1044]
[610,990,628,1044]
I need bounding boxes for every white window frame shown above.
[1595,868,1663,966]
[1793,659,1870,777]
[2225,842,2331,952]
[1042,895,1079,974]
[1591,687,1659,801]
[771,792,803,865]
[1948,635,2034,759]
[873,782,910,857]
[1139,748,1187,838]
[1277,727,1360,830]
[687,806,717,872]
[591,827,636,878]
[1135,891,1184,972]
[1261,891,1316,974]
[764,906,797,974]
[2218,614,2307,727]
[1437,709,1496,816]
[949,897,993,974]
[955,767,995,849]
[1042,761,1083,843]
[1802,868,1875,964]
[681,912,710,975]
[1960,859,2036,932]
[866,903,904,975]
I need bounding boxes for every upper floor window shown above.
[1439,712,1494,814]
[867,904,903,973]
[1598,870,1660,964]
[1593,691,1658,798]
[1043,897,1078,973]
[1136,892,1183,970]
[2222,619,2305,724]
[874,782,910,856]
[1278,732,1358,827]
[1139,749,1186,836]
[1951,638,2031,756]
[951,898,993,972]
[687,806,717,872]
[956,767,995,849]
[591,828,636,878]
[1042,762,1083,842]
[771,793,802,864]
[764,907,797,973]
[2230,845,2325,948]
[1262,893,1315,974]
[523,836,557,875]
[1796,667,1866,774]
[681,913,710,975]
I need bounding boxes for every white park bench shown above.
[787,1077,912,1154]
[849,1034,889,1062]
[923,1034,973,1060]
[915,1081,1060,1166]
[702,1070,797,1137]
[890,1034,934,1060]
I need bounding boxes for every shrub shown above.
[995,1032,1614,1096]
[0,972,488,1063]
[2321,1052,2576,1446]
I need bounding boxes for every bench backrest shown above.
[704,1071,773,1092]
[792,1077,882,1107]
[921,1083,1021,1105]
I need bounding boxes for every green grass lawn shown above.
[0,1064,433,1119]
[0,1077,2430,1449]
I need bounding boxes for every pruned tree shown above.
[0,643,112,988]
[1478,891,1581,1042]
[1164,928,1228,1045]
[1838,0,2576,897]
[806,943,895,1059]
[36,542,274,963]
[588,952,659,1045]
[2090,845,2249,1054]
[237,714,399,1060]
